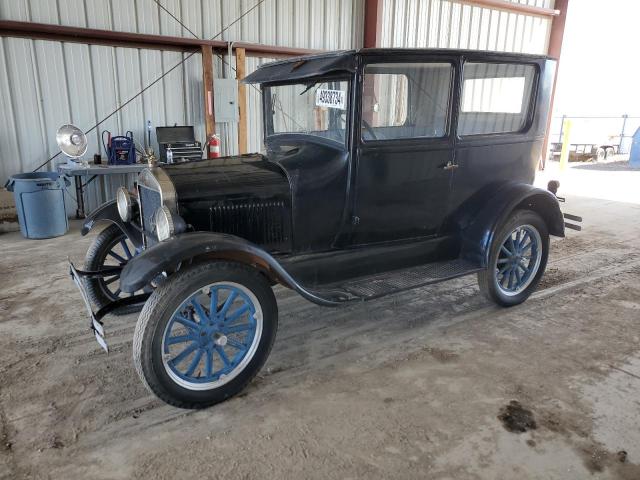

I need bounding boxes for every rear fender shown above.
[119,232,339,306]
[460,183,564,267]
[81,200,143,248]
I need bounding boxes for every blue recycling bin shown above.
[630,127,640,168]
[5,172,69,239]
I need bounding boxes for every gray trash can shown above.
[5,172,69,239]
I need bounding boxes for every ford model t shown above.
[70,48,571,409]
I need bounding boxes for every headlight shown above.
[116,187,133,222]
[154,206,174,241]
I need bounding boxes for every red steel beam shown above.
[363,0,384,48]
[541,0,570,168]
[0,20,319,57]
[454,0,559,17]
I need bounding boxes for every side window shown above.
[459,62,537,136]
[362,62,453,141]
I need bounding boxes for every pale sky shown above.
[553,0,640,116]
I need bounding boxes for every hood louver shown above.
[210,200,291,251]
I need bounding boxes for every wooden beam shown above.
[541,0,570,168]
[236,47,248,155]
[201,45,215,137]
[453,0,559,18]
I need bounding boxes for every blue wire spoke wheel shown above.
[494,224,542,297]
[161,282,263,391]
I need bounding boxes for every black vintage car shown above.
[71,48,573,409]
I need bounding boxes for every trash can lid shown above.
[10,172,60,181]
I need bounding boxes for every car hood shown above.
[160,153,290,205]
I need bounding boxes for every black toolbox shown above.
[156,126,202,163]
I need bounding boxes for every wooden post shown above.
[236,47,248,154]
[201,45,215,137]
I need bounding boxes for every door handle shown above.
[442,161,459,171]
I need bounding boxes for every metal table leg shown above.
[75,175,85,219]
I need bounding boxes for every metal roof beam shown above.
[453,0,560,18]
[0,20,319,58]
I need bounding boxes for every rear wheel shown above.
[133,261,278,409]
[478,210,549,307]
[84,224,142,315]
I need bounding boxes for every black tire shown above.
[477,210,549,307]
[84,224,142,316]
[133,261,278,409]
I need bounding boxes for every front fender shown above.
[119,232,339,306]
[81,200,143,248]
[460,182,564,267]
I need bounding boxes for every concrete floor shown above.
[1,159,640,479]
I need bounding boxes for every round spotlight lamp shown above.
[56,124,88,159]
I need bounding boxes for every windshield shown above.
[265,79,350,145]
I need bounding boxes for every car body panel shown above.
[265,136,351,252]
[111,48,562,305]
[159,155,293,252]
[80,200,143,248]
[458,183,564,267]
[118,231,344,306]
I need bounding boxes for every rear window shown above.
[459,63,536,136]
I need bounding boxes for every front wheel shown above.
[477,210,549,307]
[84,224,142,315]
[133,261,278,409]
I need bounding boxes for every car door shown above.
[350,56,458,245]
[450,59,541,215]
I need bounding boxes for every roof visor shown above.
[243,50,357,84]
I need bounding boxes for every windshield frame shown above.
[262,74,353,149]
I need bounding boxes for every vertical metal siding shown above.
[379,0,553,54]
[0,0,363,214]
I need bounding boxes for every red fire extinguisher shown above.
[207,134,221,159]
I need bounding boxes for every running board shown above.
[308,259,482,303]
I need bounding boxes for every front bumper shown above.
[68,261,150,353]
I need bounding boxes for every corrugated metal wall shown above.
[0,0,364,214]
[379,0,554,54]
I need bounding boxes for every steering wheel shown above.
[362,119,378,140]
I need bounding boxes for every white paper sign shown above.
[315,89,346,110]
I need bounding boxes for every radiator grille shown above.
[210,200,290,250]
[138,185,162,246]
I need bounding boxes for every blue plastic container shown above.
[6,172,69,239]
[629,127,640,168]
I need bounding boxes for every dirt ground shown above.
[1,159,640,479]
